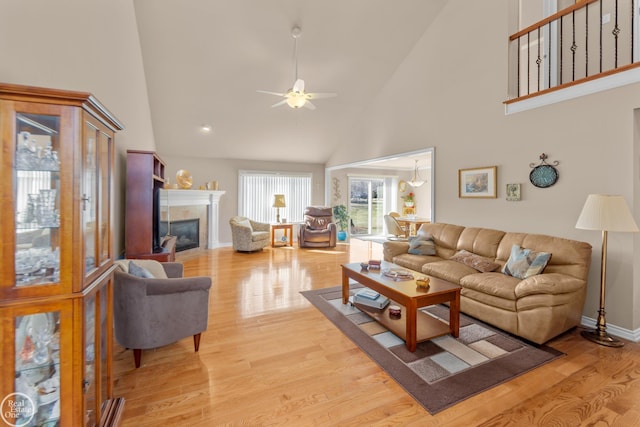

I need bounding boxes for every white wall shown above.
[0,0,156,257]
[159,154,326,243]
[327,0,640,332]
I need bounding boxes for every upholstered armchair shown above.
[229,216,270,252]
[299,206,337,248]
[384,214,408,240]
[113,260,212,368]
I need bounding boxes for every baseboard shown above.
[581,316,640,343]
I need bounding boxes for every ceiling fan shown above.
[257,26,337,110]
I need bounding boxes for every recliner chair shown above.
[298,206,337,248]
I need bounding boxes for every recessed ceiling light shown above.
[200,124,212,134]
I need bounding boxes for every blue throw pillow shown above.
[408,235,436,256]
[502,245,551,279]
[129,261,155,278]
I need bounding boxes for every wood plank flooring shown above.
[112,239,640,426]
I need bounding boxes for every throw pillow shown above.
[450,249,501,273]
[129,261,155,278]
[408,235,436,256]
[502,244,551,279]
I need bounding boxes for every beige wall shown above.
[0,0,156,258]
[159,154,326,243]
[327,0,640,332]
[3,0,640,333]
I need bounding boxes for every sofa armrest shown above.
[145,276,212,296]
[382,241,410,261]
[162,262,184,278]
[515,273,586,298]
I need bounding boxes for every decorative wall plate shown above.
[529,154,559,188]
[398,180,407,193]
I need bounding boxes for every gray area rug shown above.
[301,284,564,414]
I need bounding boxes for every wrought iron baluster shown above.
[537,27,542,92]
[614,0,620,68]
[571,11,578,81]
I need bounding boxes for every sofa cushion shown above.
[408,234,436,255]
[460,272,520,301]
[251,231,270,242]
[450,250,501,273]
[422,260,477,283]
[502,245,551,279]
[392,254,442,272]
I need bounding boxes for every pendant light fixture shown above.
[407,160,425,187]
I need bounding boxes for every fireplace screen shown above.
[160,218,200,252]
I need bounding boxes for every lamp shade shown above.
[575,194,639,232]
[272,194,286,208]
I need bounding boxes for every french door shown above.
[348,177,385,235]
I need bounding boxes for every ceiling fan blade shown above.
[257,90,286,97]
[293,79,305,93]
[303,100,316,110]
[307,92,338,99]
[271,99,288,108]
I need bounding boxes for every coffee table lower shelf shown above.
[353,301,451,344]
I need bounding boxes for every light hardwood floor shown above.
[113,239,640,426]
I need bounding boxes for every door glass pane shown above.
[14,113,61,287]
[98,132,111,264]
[14,311,61,425]
[85,295,97,426]
[84,124,98,274]
[100,288,109,406]
[349,177,385,235]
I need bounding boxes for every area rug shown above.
[301,284,564,414]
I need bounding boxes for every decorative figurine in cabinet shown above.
[0,83,124,426]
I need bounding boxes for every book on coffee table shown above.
[353,288,390,309]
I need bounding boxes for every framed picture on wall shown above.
[506,183,521,201]
[458,166,497,198]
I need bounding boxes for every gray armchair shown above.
[299,206,337,248]
[113,260,212,368]
[229,216,270,252]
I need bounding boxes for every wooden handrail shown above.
[509,0,599,41]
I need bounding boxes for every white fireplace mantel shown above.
[160,189,226,248]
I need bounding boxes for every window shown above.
[238,170,311,223]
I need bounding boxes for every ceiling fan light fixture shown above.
[407,160,425,187]
[286,92,306,108]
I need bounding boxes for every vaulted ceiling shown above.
[133,0,445,166]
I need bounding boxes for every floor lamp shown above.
[575,194,639,347]
[272,194,286,223]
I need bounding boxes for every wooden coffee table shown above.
[341,262,461,352]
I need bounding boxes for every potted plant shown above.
[402,192,415,207]
[333,204,350,241]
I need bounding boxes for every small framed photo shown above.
[458,166,497,198]
[506,183,521,201]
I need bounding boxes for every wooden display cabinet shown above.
[124,150,176,261]
[0,83,124,426]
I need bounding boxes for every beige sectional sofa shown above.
[383,223,592,344]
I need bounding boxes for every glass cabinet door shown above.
[83,117,114,281]
[6,300,73,426]
[84,294,97,426]
[14,113,61,288]
[83,123,98,276]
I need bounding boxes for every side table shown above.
[271,223,293,247]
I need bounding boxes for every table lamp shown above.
[575,194,639,347]
[272,194,286,223]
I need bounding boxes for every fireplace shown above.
[160,218,200,252]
